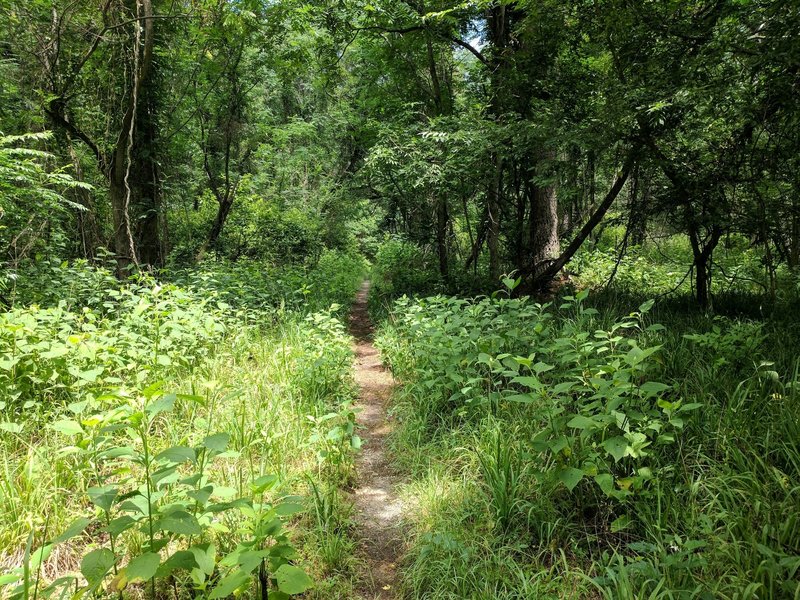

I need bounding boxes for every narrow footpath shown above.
[348,282,403,599]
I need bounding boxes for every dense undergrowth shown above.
[371,239,800,599]
[0,250,366,599]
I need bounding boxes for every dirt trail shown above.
[348,281,403,599]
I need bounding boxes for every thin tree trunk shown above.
[688,222,722,310]
[488,153,503,281]
[208,198,234,247]
[790,199,800,271]
[629,165,650,246]
[65,135,100,259]
[436,197,449,280]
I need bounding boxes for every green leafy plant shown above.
[1,383,312,599]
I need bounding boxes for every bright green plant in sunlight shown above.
[1,383,312,599]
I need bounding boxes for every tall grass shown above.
[0,254,366,598]
[376,287,800,599]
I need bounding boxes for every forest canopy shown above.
[0,0,797,306]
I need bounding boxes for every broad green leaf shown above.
[532,362,554,374]
[251,475,278,494]
[190,543,216,576]
[154,446,196,464]
[274,501,304,517]
[611,514,633,532]
[602,436,628,462]
[157,511,202,536]
[53,517,92,544]
[88,485,118,512]
[595,473,614,497]
[556,467,584,491]
[42,346,69,359]
[50,420,84,436]
[105,515,138,536]
[187,485,214,505]
[512,376,542,390]
[275,565,313,594]
[507,393,534,403]
[156,551,198,578]
[639,381,670,396]
[208,571,250,599]
[0,574,20,586]
[202,433,230,453]
[552,381,576,394]
[567,415,597,430]
[80,548,115,586]
[145,393,176,417]
[124,552,160,583]
[234,550,270,573]
[30,544,53,569]
[0,422,23,433]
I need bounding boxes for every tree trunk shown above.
[522,150,636,288]
[629,165,650,246]
[133,91,164,267]
[40,0,159,276]
[109,0,156,275]
[436,196,449,280]
[688,222,722,310]
[529,152,559,273]
[488,153,503,281]
[587,150,596,213]
[208,198,234,247]
[64,135,100,259]
[790,199,800,271]
[109,168,134,275]
[514,171,527,271]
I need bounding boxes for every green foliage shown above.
[683,317,765,370]
[369,238,441,310]
[0,278,226,411]
[2,384,311,599]
[170,250,366,317]
[0,132,92,277]
[380,292,681,510]
[0,259,363,598]
[377,288,800,598]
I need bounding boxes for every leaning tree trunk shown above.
[208,197,234,247]
[521,149,636,289]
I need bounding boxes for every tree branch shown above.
[45,100,107,172]
[450,37,488,65]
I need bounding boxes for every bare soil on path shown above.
[348,282,403,599]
